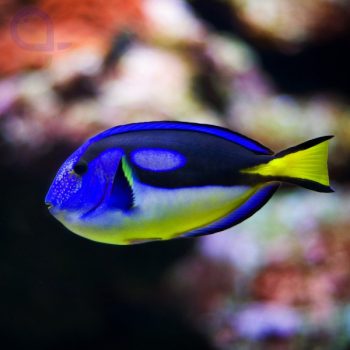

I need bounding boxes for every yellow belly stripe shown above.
[65,185,261,245]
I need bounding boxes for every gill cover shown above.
[46,148,126,217]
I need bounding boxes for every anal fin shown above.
[183,183,280,238]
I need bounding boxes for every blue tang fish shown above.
[45,121,333,245]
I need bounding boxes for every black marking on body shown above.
[81,129,273,188]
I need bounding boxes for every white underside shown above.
[59,182,255,244]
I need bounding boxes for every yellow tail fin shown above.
[242,136,333,192]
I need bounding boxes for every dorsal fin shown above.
[90,121,273,155]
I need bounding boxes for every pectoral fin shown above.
[107,156,135,211]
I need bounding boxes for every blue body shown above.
[45,121,281,244]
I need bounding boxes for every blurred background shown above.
[1,0,350,349]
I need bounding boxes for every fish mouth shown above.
[45,201,53,210]
[45,200,59,215]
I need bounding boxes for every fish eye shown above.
[73,161,88,175]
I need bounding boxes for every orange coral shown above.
[252,223,350,318]
[252,263,308,306]
[0,0,145,76]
